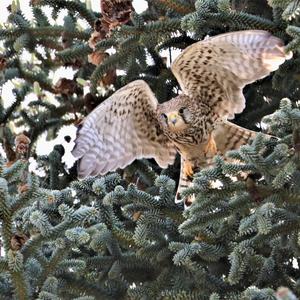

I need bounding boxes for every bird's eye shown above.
[161,113,168,120]
[179,107,186,114]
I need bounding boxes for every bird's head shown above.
[158,95,193,132]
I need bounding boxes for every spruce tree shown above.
[0,0,300,299]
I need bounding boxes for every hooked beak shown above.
[168,113,178,125]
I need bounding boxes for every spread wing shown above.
[171,30,292,119]
[72,80,176,178]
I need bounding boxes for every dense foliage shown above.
[0,0,300,299]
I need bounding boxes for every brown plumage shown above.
[72,30,292,204]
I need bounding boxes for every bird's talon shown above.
[183,161,194,178]
[205,134,217,155]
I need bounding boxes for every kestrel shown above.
[72,30,292,203]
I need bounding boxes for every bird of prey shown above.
[72,30,292,203]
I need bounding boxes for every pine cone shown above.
[88,51,108,65]
[101,0,134,29]
[18,184,29,194]
[88,31,106,50]
[87,52,117,87]
[54,78,78,95]
[10,233,29,251]
[15,133,31,156]
[0,56,7,71]
[100,69,117,87]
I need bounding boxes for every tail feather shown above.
[212,121,258,155]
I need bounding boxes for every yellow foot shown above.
[204,134,217,156]
[183,161,194,178]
